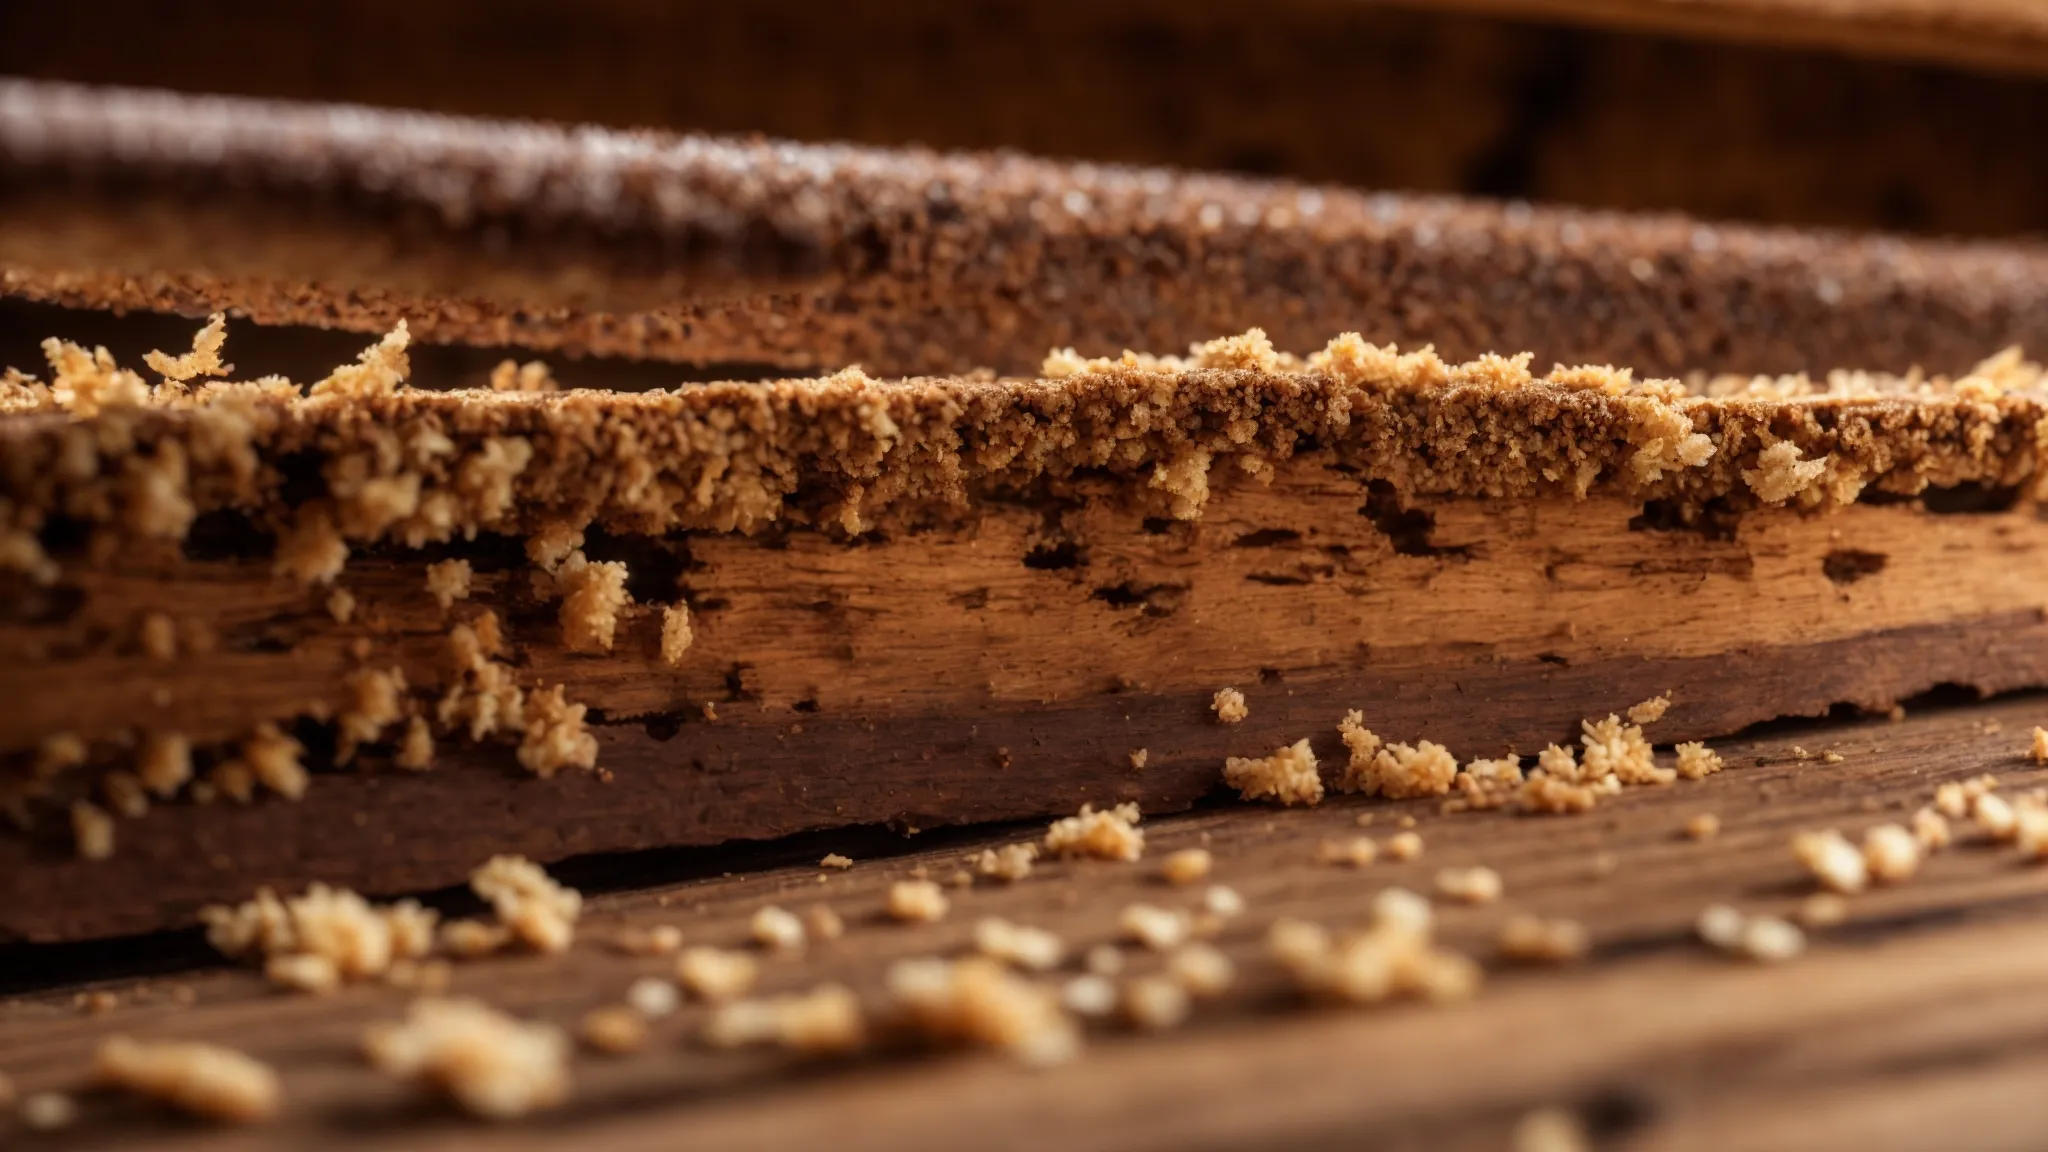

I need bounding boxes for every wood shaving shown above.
[1223,738,1323,806]
[703,984,865,1054]
[1211,687,1248,724]
[676,947,760,1002]
[1044,802,1145,861]
[1792,829,1869,894]
[425,559,473,610]
[887,956,1079,1066]
[886,880,949,923]
[579,1006,649,1054]
[1434,866,1503,904]
[1497,915,1589,964]
[973,918,1066,972]
[1119,903,1193,950]
[362,997,570,1119]
[1626,693,1672,725]
[96,1036,279,1123]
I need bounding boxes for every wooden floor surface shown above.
[4,694,2048,1150]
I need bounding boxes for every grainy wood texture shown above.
[2,694,2046,1149]
[11,476,2048,941]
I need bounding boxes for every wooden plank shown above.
[2,692,2046,1148]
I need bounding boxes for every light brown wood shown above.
[11,463,2048,940]
[3,693,2046,1148]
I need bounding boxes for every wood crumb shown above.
[556,554,631,653]
[1581,715,1670,785]
[97,1036,280,1123]
[1698,904,1805,962]
[71,800,115,860]
[1268,889,1479,1005]
[1434,866,1503,904]
[626,978,680,1019]
[1821,750,1846,764]
[887,880,950,923]
[819,853,855,870]
[1159,847,1213,885]
[1224,738,1324,806]
[1792,829,1868,894]
[579,1006,649,1054]
[1316,836,1378,867]
[20,1091,79,1131]
[362,997,569,1119]
[1202,885,1245,919]
[1166,943,1235,997]
[751,905,807,952]
[1862,823,1923,883]
[1355,740,1459,799]
[973,917,1065,972]
[807,904,846,941]
[1497,915,1589,964]
[1044,802,1145,861]
[1119,903,1193,950]
[265,953,341,995]
[1212,687,1248,724]
[138,732,193,798]
[611,925,683,957]
[659,603,694,666]
[703,984,865,1054]
[1674,741,1723,780]
[1122,974,1192,1031]
[325,587,356,623]
[1335,710,1384,793]
[1975,792,2019,840]
[1128,748,1149,770]
[887,957,1079,1066]
[1061,975,1119,1018]
[1513,1106,1590,1152]
[1911,806,1952,850]
[1798,893,1850,928]
[1626,693,1671,725]
[1085,944,1126,976]
[2032,726,2048,764]
[1385,830,1424,861]
[425,558,472,610]
[1684,813,1721,840]
[138,611,177,660]
[394,716,434,771]
[676,947,760,1002]
[439,920,512,959]
[471,855,581,953]
[975,842,1040,882]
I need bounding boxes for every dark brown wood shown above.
[2,694,2046,1149]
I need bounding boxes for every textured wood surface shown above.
[12,478,2048,941]
[3,692,2046,1149]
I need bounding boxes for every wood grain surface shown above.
[13,477,2048,941]
[3,691,2046,1150]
